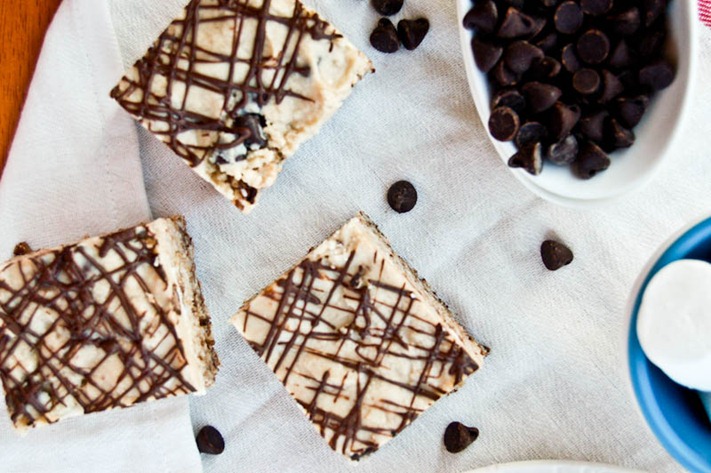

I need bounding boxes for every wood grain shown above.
[0,0,63,176]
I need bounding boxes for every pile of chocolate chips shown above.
[370,0,430,53]
[463,0,676,179]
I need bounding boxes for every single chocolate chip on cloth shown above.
[444,422,480,453]
[540,240,574,271]
[387,181,418,213]
[196,426,225,455]
[13,242,32,257]
[370,18,400,53]
[371,0,403,16]
[398,18,430,50]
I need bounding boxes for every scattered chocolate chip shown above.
[516,121,548,148]
[509,142,543,175]
[549,102,581,141]
[472,38,503,73]
[504,41,544,74]
[536,32,558,53]
[545,134,579,165]
[491,88,526,114]
[598,70,623,103]
[561,43,581,73]
[489,106,521,141]
[522,81,561,113]
[370,18,400,53]
[577,29,610,64]
[643,0,665,27]
[573,141,610,179]
[572,68,600,95]
[605,117,635,149]
[540,240,574,270]
[638,60,675,91]
[13,242,32,257]
[554,1,583,35]
[529,56,562,80]
[608,7,641,36]
[371,0,403,16]
[444,422,480,453]
[608,40,632,70]
[579,110,609,143]
[498,7,544,39]
[614,95,649,128]
[638,28,667,59]
[463,0,498,34]
[580,0,612,16]
[234,114,266,148]
[387,181,418,213]
[196,426,225,455]
[540,0,562,6]
[492,60,520,86]
[398,18,430,50]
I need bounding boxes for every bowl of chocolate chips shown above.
[457,0,698,206]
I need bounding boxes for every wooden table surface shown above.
[0,0,63,176]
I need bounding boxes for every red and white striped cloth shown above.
[701,0,711,26]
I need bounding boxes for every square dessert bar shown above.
[232,213,488,460]
[111,0,373,213]
[0,217,219,430]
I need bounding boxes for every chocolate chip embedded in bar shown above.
[231,213,488,460]
[111,0,373,213]
[0,217,219,430]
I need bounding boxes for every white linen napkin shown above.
[0,1,202,472]
[3,0,711,472]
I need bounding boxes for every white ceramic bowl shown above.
[456,0,699,207]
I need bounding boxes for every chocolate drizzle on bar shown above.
[111,0,339,205]
[0,226,195,428]
[239,242,480,459]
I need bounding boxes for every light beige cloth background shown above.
[1,0,711,471]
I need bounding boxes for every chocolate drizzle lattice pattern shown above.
[236,224,482,460]
[111,0,338,182]
[0,227,195,428]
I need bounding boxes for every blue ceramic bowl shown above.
[629,217,711,472]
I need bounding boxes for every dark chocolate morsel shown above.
[549,102,581,141]
[605,117,635,149]
[643,0,665,27]
[489,106,521,141]
[578,110,608,144]
[504,41,544,74]
[371,0,404,16]
[444,422,480,454]
[541,240,574,271]
[572,68,600,95]
[370,19,400,53]
[491,88,526,114]
[608,40,632,70]
[598,70,624,103]
[554,1,584,35]
[472,38,503,73]
[498,7,544,39]
[196,426,225,455]
[580,0,613,16]
[638,29,667,59]
[573,141,610,179]
[536,32,558,54]
[13,242,32,257]
[463,1,498,34]
[492,60,520,86]
[529,56,562,80]
[387,180,418,213]
[233,114,266,148]
[608,7,641,36]
[545,134,579,165]
[638,60,675,91]
[516,121,548,148]
[577,29,610,64]
[539,0,562,6]
[522,81,562,113]
[398,18,430,51]
[509,142,543,175]
[614,95,649,128]
[561,43,581,73]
